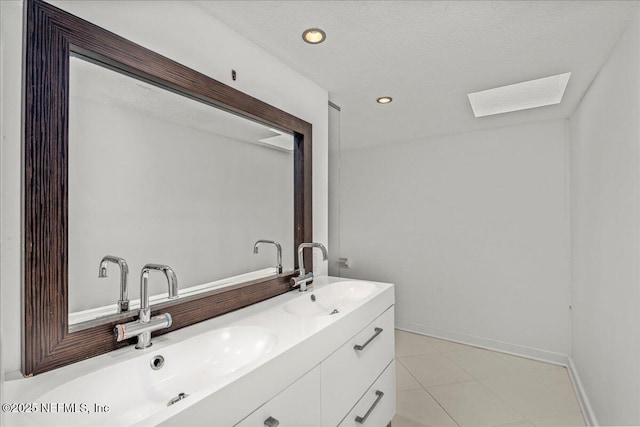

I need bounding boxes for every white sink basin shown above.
[283,280,378,317]
[22,326,277,426]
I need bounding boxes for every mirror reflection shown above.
[68,55,294,328]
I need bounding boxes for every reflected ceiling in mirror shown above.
[68,55,294,327]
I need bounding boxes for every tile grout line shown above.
[435,349,535,425]
[397,331,586,426]
[398,333,536,426]
[433,337,583,425]
[396,355,462,427]
[474,370,585,425]
[397,333,498,426]
[426,345,536,423]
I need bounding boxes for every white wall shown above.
[569,9,640,425]
[328,104,341,277]
[0,0,328,375]
[0,0,17,418]
[340,120,571,359]
[0,0,23,381]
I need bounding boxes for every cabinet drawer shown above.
[321,307,395,427]
[235,366,321,427]
[338,360,396,427]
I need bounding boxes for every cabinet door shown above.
[321,307,395,427]
[235,366,321,427]
[338,361,396,427]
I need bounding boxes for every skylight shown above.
[467,72,571,117]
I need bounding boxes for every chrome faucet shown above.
[253,239,283,275]
[98,255,130,313]
[114,264,179,349]
[291,242,328,292]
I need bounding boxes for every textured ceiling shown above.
[197,1,638,150]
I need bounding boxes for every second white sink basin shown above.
[283,280,378,317]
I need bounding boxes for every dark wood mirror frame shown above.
[23,0,312,376]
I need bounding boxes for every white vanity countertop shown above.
[4,276,395,427]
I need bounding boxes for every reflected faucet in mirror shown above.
[253,240,283,275]
[115,264,179,349]
[98,255,130,313]
[291,242,328,292]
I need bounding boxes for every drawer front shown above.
[235,366,321,427]
[338,360,396,427]
[321,307,395,427]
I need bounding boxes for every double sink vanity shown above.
[6,277,396,426]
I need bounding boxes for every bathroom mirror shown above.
[24,0,311,375]
[68,55,294,327]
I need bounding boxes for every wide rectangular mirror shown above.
[68,55,294,328]
[24,0,312,376]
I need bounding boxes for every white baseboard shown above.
[396,320,569,365]
[395,321,597,426]
[566,357,598,426]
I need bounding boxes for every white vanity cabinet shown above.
[235,307,395,427]
[235,366,321,427]
[338,361,396,427]
[322,307,395,427]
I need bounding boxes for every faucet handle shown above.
[114,313,172,343]
[291,272,314,292]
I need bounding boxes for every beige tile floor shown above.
[393,330,585,427]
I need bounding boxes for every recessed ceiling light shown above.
[377,97,393,104]
[467,72,571,117]
[302,28,326,44]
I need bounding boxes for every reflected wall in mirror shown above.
[68,56,294,327]
[23,0,312,376]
